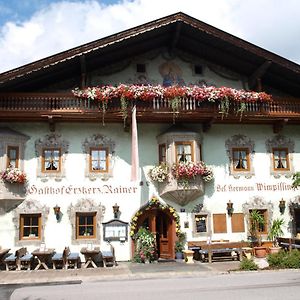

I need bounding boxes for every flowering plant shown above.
[1,168,27,184]
[171,161,213,183]
[149,163,169,183]
[72,84,272,104]
[133,227,156,263]
[73,84,272,123]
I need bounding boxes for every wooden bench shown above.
[52,247,81,269]
[277,237,300,251]
[101,243,116,267]
[65,247,80,269]
[188,241,249,263]
[4,247,33,270]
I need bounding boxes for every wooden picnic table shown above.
[80,247,100,268]
[32,248,55,270]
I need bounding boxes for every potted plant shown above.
[175,232,186,259]
[175,240,184,259]
[249,210,267,258]
[268,218,284,254]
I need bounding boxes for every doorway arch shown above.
[130,198,179,259]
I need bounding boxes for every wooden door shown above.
[156,212,172,259]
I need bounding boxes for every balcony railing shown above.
[0,93,300,120]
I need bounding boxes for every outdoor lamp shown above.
[279,198,286,214]
[113,203,119,219]
[226,200,234,216]
[53,204,61,221]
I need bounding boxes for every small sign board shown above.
[102,219,128,241]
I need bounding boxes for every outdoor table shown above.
[32,248,55,270]
[0,248,10,265]
[80,247,100,268]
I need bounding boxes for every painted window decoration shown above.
[20,214,41,240]
[195,214,207,233]
[272,148,289,171]
[7,146,19,168]
[158,144,166,164]
[250,209,268,234]
[232,148,249,171]
[42,149,60,172]
[76,212,96,239]
[175,142,193,163]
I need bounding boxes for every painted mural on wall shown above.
[159,61,185,86]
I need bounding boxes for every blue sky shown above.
[0,0,116,26]
[0,0,300,73]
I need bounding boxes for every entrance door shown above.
[295,209,300,235]
[156,211,172,259]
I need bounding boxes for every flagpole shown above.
[131,105,139,181]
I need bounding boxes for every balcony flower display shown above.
[72,84,272,104]
[149,163,169,183]
[1,167,27,184]
[171,161,213,183]
[72,84,272,122]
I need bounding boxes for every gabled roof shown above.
[1,12,300,96]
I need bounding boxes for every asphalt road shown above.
[6,270,300,300]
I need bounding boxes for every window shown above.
[76,212,96,239]
[158,144,166,164]
[225,134,255,177]
[42,149,61,172]
[7,146,19,168]
[266,135,294,177]
[249,209,268,234]
[195,214,207,233]
[136,63,146,73]
[272,148,289,170]
[82,134,115,180]
[194,65,203,75]
[90,148,108,172]
[20,214,41,240]
[175,142,193,163]
[232,148,249,171]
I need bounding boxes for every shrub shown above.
[267,250,286,268]
[239,258,258,271]
[267,250,300,269]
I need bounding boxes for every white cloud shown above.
[0,0,299,73]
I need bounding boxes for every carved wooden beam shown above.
[80,55,87,89]
[202,117,216,132]
[248,60,272,91]
[273,119,288,133]
[169,22,182,56]
[42,115,62,132]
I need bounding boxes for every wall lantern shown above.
[227,200,234,216]
[113,203,120,219]
[53,204,61,221]
[279,198,286,214]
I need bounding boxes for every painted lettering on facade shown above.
[216,182,294,193]
[27,185,138,195]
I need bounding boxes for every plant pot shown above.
[268,246,281,254]
[175,252,184,259]
[254,246,267,258]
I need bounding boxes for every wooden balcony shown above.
[0,93,300,125]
